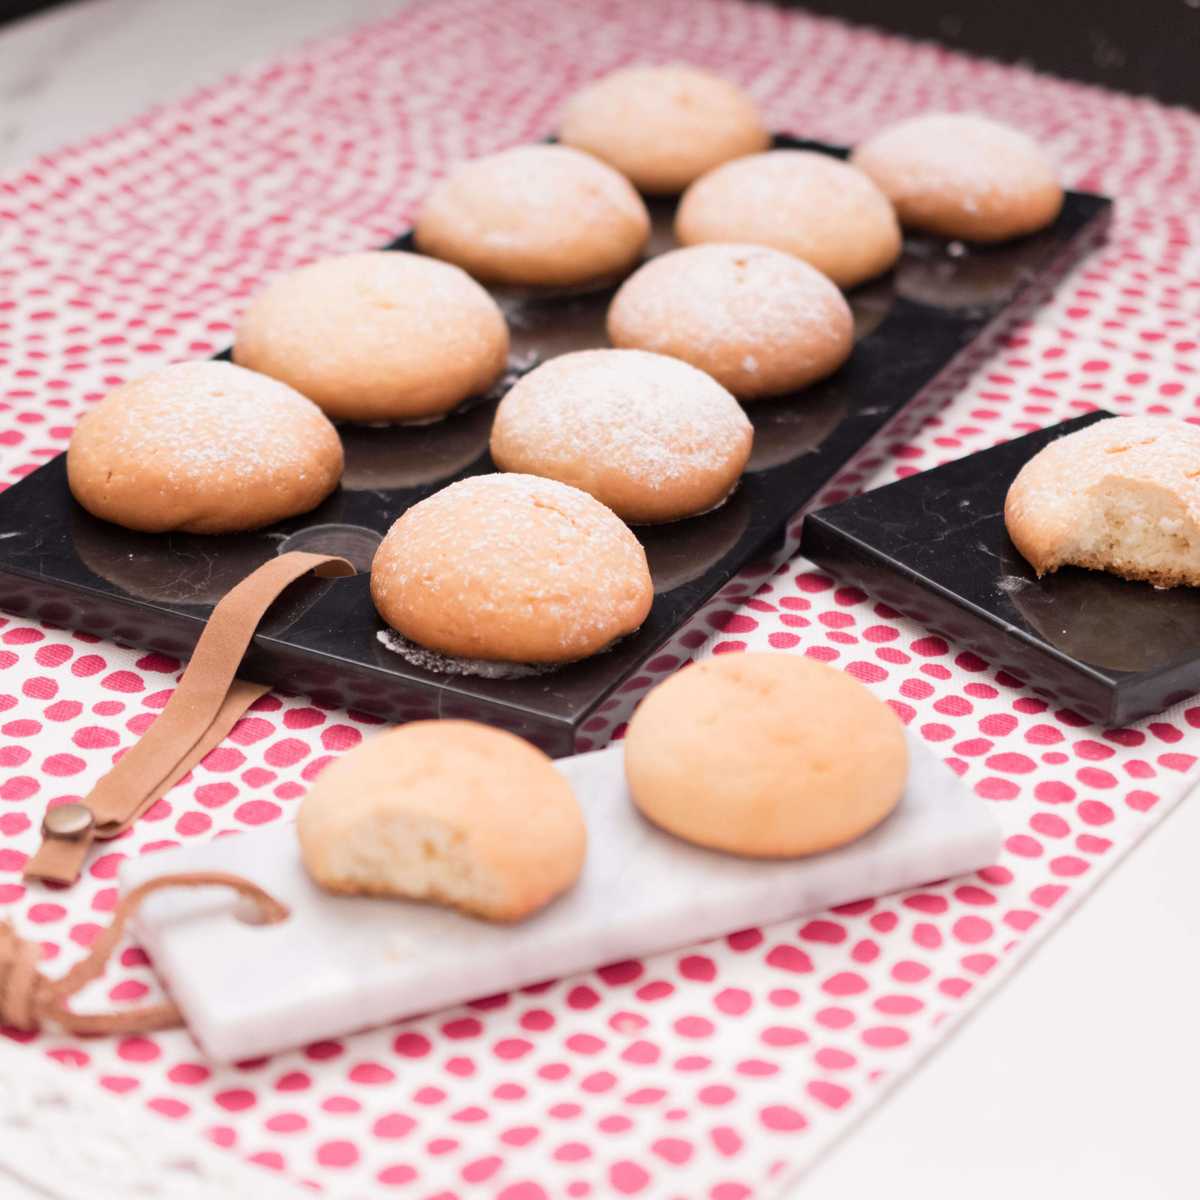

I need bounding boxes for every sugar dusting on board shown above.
[376,629,553,679]
[997,575,1033,596]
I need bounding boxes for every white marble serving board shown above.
[120,737,1002,1062]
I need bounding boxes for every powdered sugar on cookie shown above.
[852,113,1062,242]
[674,150,901,288]
[490,349,752,523]
[370,473,653,662]
[234,251,510,423]
[607,243,853,399]
[415,144,650,288]
[67,360,344,534]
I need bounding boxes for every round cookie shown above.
[414,144,651,288]
[298,720,587,921]
[675,150,902,288]
[607,243,853,399]
[624,653,907,858]
[1004,416,1200,588]
[67,360,343,535]
[371,473,653,664]
[490,349,753,524]
[851,112,1063,242]
[233,251,509,423]
[559,63,770,194]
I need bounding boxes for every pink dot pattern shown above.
[2,1,1200,1196]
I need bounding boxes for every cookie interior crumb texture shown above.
[298,720,587,922]
[607,243,853,399]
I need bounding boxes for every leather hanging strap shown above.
[24,551,353,886]
[0,872,288,1034]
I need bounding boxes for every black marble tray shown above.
[0,137,1112,755]
[802,411,1200,726]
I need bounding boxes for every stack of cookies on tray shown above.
[64,65,1088,917]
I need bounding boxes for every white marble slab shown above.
[120,736,1001,1062]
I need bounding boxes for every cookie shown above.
[489,349,753,523]
[67,360,343,534]
[298,720,587,922]
[675,149,902,288]
[1005,416,1200,588]
[233,251,509,423]
[624,653,907,858]
[370,473,653,664]
[559,63,770,194]
[606,243,853,399]
[851,113,1063,242]
[414,144,650,288]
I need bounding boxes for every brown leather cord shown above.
[24,551,353,885]
[0,872,288,1035]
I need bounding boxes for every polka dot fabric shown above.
[2,1,1199,1196]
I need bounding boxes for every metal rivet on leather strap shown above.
[42,803,95,840]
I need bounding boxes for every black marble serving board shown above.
[0,137,1112,755]
[802,411,1200,726]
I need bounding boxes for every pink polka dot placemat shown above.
[1,1,1198,1196]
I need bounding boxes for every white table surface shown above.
[0,2,1196,1197]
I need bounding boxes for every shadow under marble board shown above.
[802,411,1200,726]
[0,136,1112,755]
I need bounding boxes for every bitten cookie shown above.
[67,360,343,534]
[675,150,901,288]
[624,653,907,857]
[371,473,653,664]
[607,243,853,399]
[233,251,509,423]
[559,63,770,194]
[414,144,651,288]
[490,349,753,523]
[850,112,1063,242]
[298,720,587,922]
[1005,416,1200,588]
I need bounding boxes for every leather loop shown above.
[24,551,352,885]
[1,873,288,1034]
